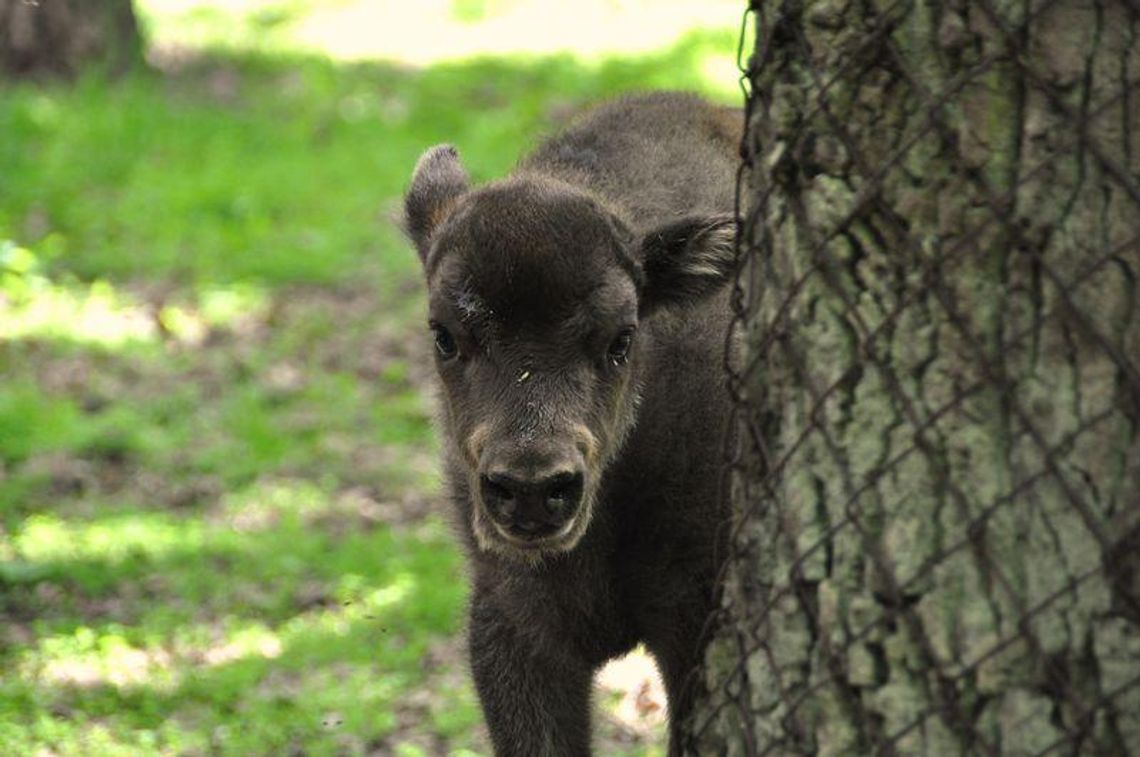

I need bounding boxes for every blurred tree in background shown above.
[0,0,142,77]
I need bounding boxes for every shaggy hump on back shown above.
[404,92,740,756]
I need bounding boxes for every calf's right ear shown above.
[404,145,469,263]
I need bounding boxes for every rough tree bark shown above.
[0,0,142,78]
[688,0,1140,753]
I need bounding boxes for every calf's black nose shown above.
[480,470,584,537]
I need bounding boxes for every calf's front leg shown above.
[468,595,595,756]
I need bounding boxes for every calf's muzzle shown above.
[479,469,584,539]
[468,423,599,548]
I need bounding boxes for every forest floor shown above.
[0,6,734,753]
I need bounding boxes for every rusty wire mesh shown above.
[692,0,1140,753]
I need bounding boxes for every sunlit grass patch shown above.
[158,282,272,345]
[218,478,337,532]
[138,0,741,68]
[4,279,156,346]
[139,0,310,54]
[196,282,271,329]
[31,625,183,690]
[1,239,273,349]
[1,487,468,753]
[1,240,155,347]
[0,715,196,757]
[13,511,207,568]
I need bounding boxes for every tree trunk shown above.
[0,0,142,78]
[688,0,1140,753]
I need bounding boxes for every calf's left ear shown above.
[639,214,736,313]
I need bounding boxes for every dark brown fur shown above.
[405,92,739,756]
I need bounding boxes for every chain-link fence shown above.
[690,0,1140,753]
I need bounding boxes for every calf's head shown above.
[405,145,734,561]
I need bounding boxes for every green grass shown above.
[0,30,736,286]
[1,500,471,753]
[0,15,734,754]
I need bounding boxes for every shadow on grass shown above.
[6,598,477,753]
[2,488,471,752]
[0,276,439,511]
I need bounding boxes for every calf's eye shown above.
[432,324,458,360]
[607,329,635,365]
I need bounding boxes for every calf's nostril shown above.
[480,474,518,518]
[543,472,583,515]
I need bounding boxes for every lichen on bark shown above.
[688,0,1140,753]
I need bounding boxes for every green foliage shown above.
[449,0,516,24]
[0,14,736,754]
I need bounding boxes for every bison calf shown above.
[405,92,739,756]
